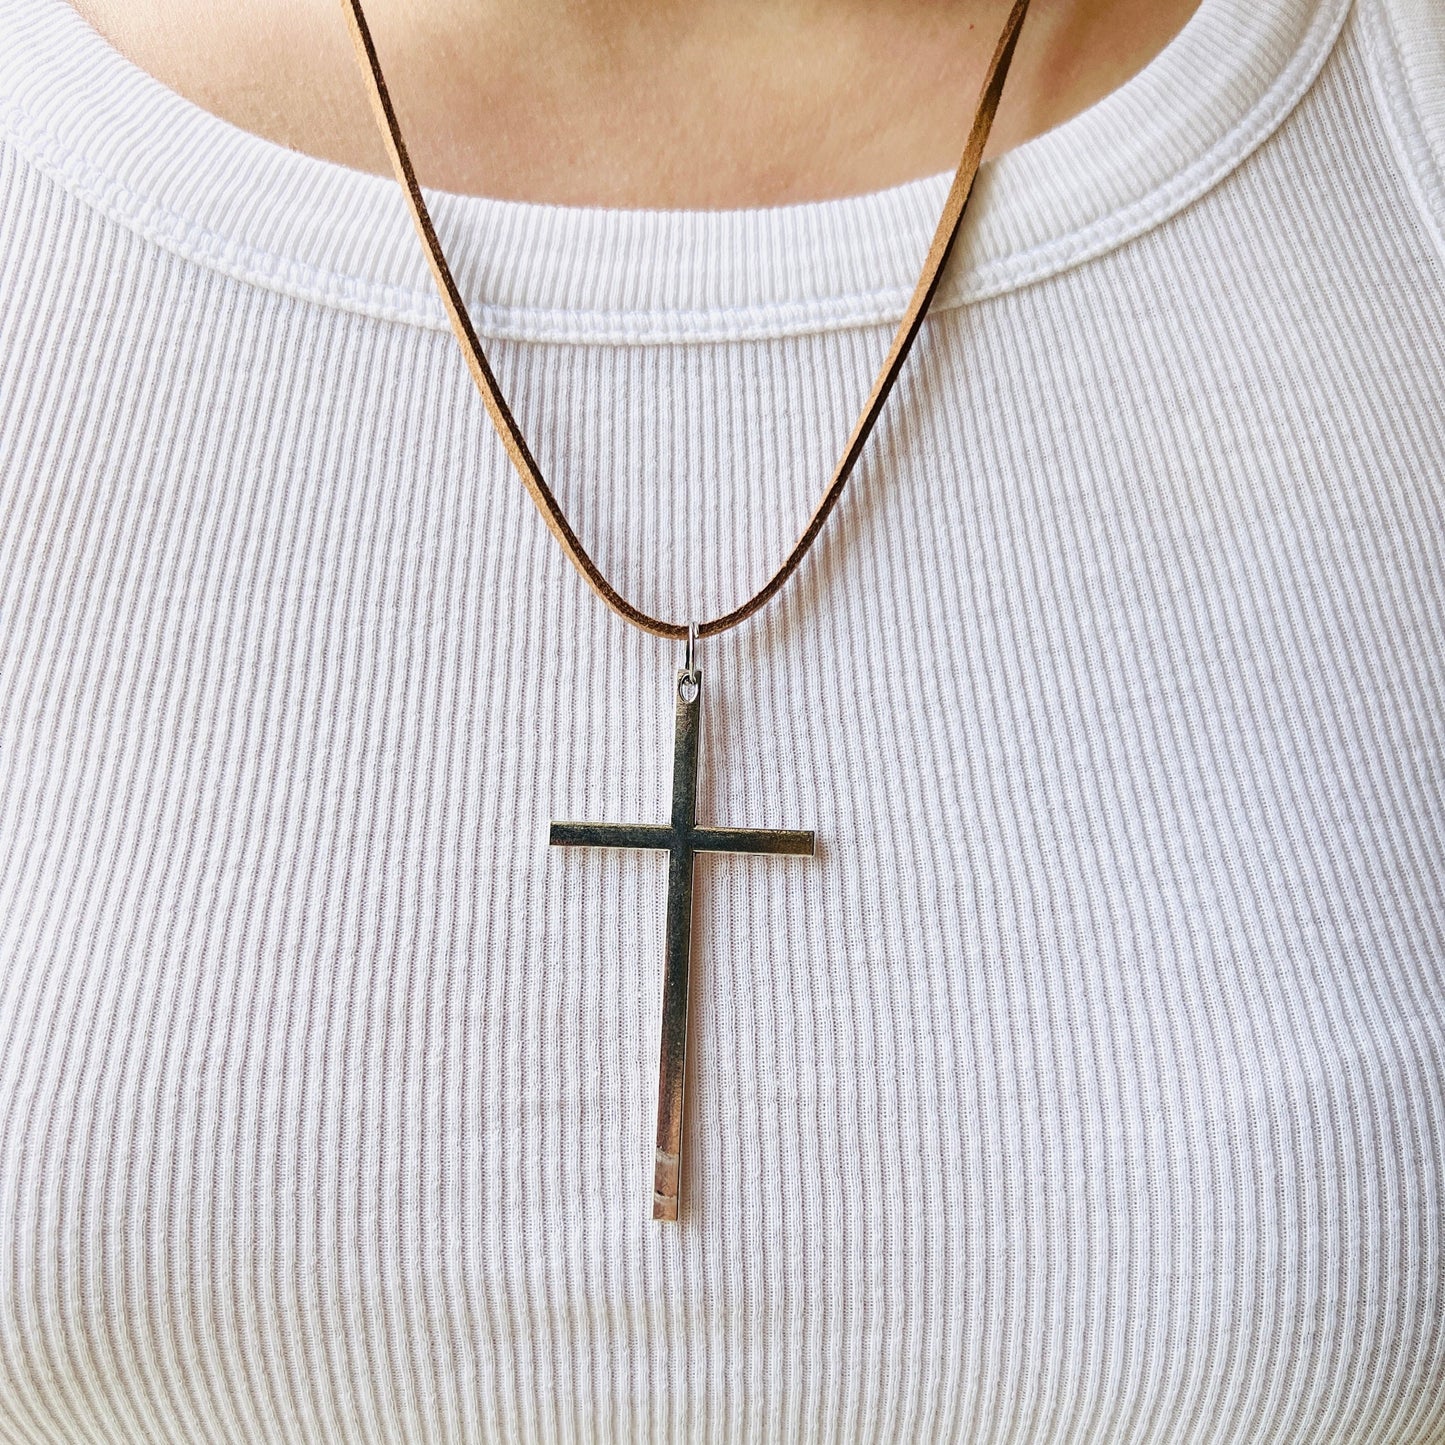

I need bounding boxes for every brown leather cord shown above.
[340,0,1033,642]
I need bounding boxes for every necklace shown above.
[341,0,1032,1222]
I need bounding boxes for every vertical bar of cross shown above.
[653,668,701,1220]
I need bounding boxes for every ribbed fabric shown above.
[1,0,1443,1440]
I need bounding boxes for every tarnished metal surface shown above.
[550,668,815,1221]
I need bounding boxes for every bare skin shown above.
[67,0,1199,208]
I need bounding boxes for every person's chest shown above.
[2,196,1443,1443]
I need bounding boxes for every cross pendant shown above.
[550,666,814,1221]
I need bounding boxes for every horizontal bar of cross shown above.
[549,822,814,855]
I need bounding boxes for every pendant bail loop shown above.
[684,620,698,677]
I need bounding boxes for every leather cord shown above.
[340,0,1033,642]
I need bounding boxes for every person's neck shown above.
[68,0,1200,209]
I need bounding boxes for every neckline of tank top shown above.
[0,0,1350,344]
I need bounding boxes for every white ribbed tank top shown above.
[1,0,1444,1440]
